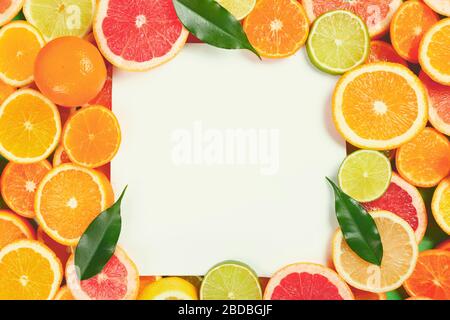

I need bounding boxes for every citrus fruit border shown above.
[0,0,448,300]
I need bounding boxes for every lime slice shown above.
[306,10,370,75]
[216,0,256,20]
[200,261,262,300]
[23,0,95,41]
[338,150,392,202]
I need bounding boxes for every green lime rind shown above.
[200,260,262,300]
[306,10,370,75]
[338,150,392,203]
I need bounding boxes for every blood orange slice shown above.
[301,0,402,38]
[263,263,354,300]
[94,0,189,71]
[363,172,427,243]
[66,246,139,300]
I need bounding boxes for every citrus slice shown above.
[0,79,15,105]
[1,160,52,218]
[54,285,75,300]
[37,226,72,268]
[332,62,428,150]
[0,239,62,300]
[302,0,401,38]
[0,21,44,86]
[350,287,387,300]
[367,40,407,67]
[35,36,107,107]
[139,277,198,300]
[403,250,450,300]
[306,10,369,74]
[23,0,95,41]
[419,18,450,86]
[62,106,121,168]
[94,0,189,71]
[87,63,112,108]
[138,276,162,297]
[432,177,450,235]
[390,1,439,63]
[420,71,450,136]
[0,210,34,250]
[338,150,392,203]
[66,246,139,300]
[243,0,309,58]
[216,0,255,20]
[363,172,428,243]
[436,239,450,251]
[263,263,354,300]
[35,163,114,245]
[0,89,61,163]
[0,0,24,26]
[396,127,450,188]
[333,210,418,293]
[200,261,262,300]
[423,0,450,17]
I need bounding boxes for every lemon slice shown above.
[216,0,256,20]
[138,277,198,300]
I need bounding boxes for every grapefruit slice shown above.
[301,0,402,38]
[363,172,427,243]
[0,0,24,27]
[66,246,139,300]
[263,263,354,300]
[93,0,189,71]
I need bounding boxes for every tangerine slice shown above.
[0,210,35,250]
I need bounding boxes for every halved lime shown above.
[23,0,95,41]
[200,261,262,300]
[306,10,370,75]
[216,0,256,20]
[338,150,392,202]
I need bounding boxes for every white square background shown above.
[112,44,344,276]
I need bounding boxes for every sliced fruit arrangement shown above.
[201,261,262,300]
[333,211,418,293]
[419,18,450,86]
[432,178,450,235]
[0,240,62,300]
[66,247,139,300]
[139,277,198,300]
[23,0,96,41]
[367,40,407,66]
[216,0,255,20]
[332,62,428,150]
[403,250,450,300]
[302,0,402,38]
[243,0,309,58]
[264,263,354,300]
[0,21,44,86]
[390,0,439,63]
[0,210,35,250]
[363,172,427,243]
[94,0,189,71]
[306,10,369,75]
[0,0,24,27]
[396,127,450,188]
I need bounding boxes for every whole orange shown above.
[34,36,106,107]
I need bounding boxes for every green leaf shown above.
[326,177,383,266]
[172,0,260,58]
[75,187,127,280]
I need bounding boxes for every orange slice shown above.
[403,250,450,300]
[0,0,25,27]
[390,1,439,63]
[35,163,114,246]
[62,106,121,168]
[332,62,428,150]
[0,239,62,300]
[419,18,450,86]
[0,210,34,250]
[432,177,450,235]
[243,0,309,58]
[37,226,72,268]
[0,21,44,86]
[0,89,61,163]
[1,160,52,218]
[396,127,450,188]
[54,286,74,300]
[0,79,15,105]
[333,210,418,293]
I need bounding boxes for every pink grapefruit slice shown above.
[66,246,139,300]
[263,263,354,300]
[94,0,189,71]
[419,71,450,136]
[302,0,402,38]
[0,0,24,27]
[363,172,427,243]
